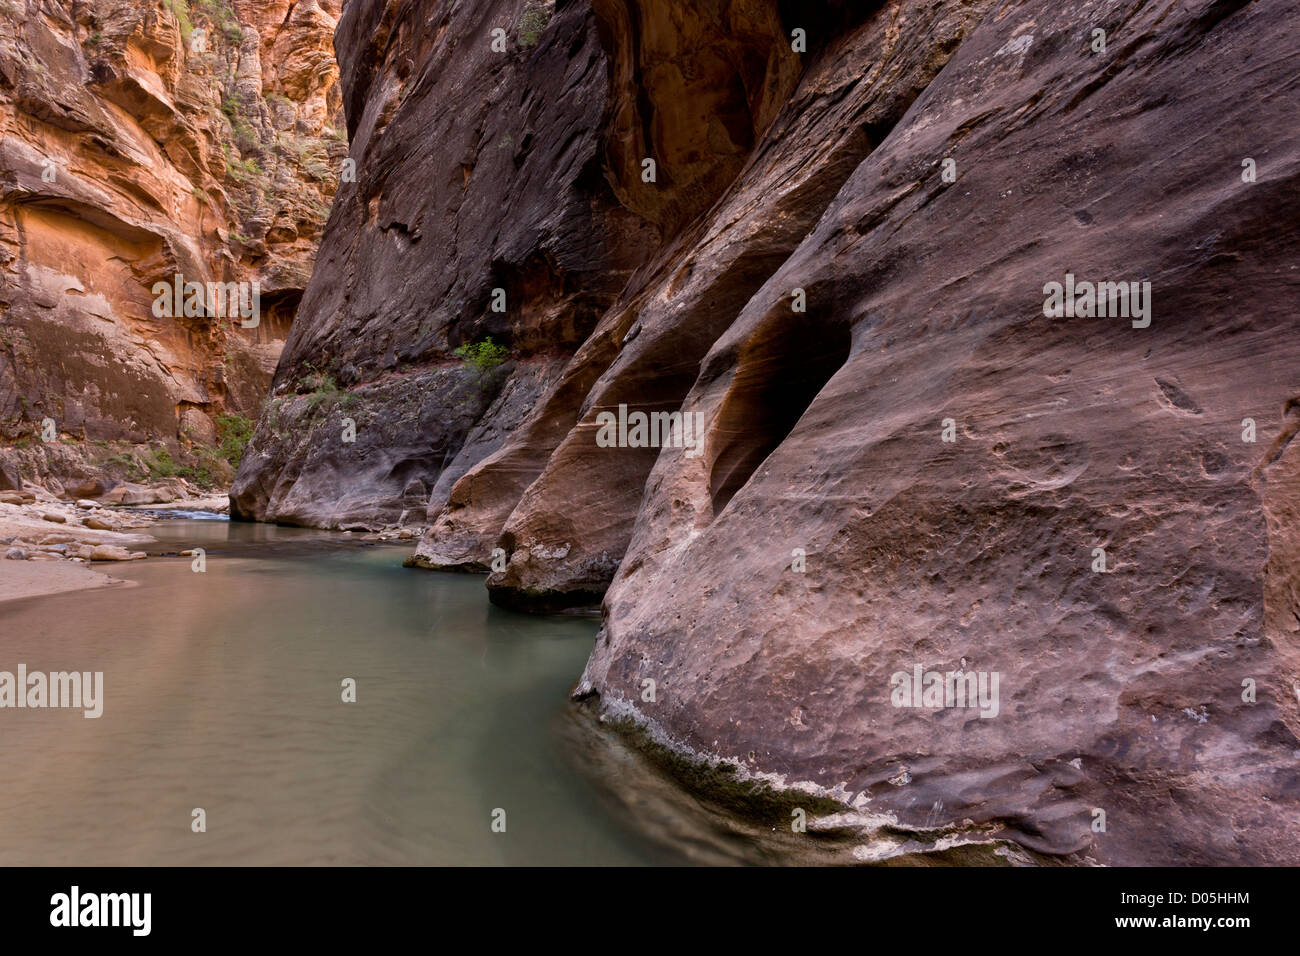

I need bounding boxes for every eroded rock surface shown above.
[232,0,659,529]
[0,0,343,486]
[240,0,1300,864]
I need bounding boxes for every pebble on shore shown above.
[0,482,226,589]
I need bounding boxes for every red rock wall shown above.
[0,0,343,460]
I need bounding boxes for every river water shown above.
[0,518,686,865]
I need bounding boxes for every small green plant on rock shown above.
[262,397,287,439]
[454,337,509,389]
[215,412,254,469]
[518,2,551,47]
[223,149,262,185]
[163,0,193,38]
[299,371,359,415]
[178,457,214,488]
[139,447,179,480]
[104,451,138,475]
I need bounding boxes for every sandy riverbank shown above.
[0,560,123,604]
[0,485,227,605]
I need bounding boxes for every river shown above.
[0,518,687,865]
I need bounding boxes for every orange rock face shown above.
[0,0,343,453]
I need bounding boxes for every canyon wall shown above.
[235,0,1300,864]
[0,0,342,489]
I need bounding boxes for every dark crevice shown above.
[1258,398,1300,472]
[248,289,300,344]
[775,0,886,63]
[707,308,851,517]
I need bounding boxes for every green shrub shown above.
[195,0,241,42]
[215,412,254,468]
[163,0,193,38]
[223,143,262,185]
[104,452,137,473]
[454,337,510,390]
[518,2,551,47]
[179,460,214,487]
[455,337,508,372]
[139,447,179,479]
[299,371,358,414]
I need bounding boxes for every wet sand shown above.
[0,560,122,604]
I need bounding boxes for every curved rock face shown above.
[231,0,657,527]
[241,0,1300,863]
[0,0,342,472]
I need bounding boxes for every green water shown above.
[0,519,680,865]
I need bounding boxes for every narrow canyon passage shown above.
[1,0,1298,882]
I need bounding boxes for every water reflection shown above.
[0,521,680,865]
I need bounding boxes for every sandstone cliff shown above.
[0,0,342,490]
[235,0,1300,864]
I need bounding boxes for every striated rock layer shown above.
[0,0,343,482]
[232,0,660,529]
[238,0,1300,864]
